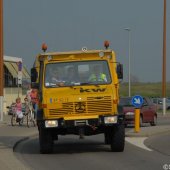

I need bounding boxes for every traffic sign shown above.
[131,95,143,108]
[17,61,22,71]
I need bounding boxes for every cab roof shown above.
[39,49,113,56]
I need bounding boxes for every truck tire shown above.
[110,124,125,152]
[104,132,111,144]
[104,127,112,144]
[39,125,53,154]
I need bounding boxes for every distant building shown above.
[4,55,30,87]
[3,55,30,114]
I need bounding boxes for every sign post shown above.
[131,95,143,133]
[17,61,22,97]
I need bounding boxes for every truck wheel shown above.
[39,126,53,154]
[104,132,111,144]
[110,124,125,152]
[104,127,112,144]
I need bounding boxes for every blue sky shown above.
[3,0,170,82]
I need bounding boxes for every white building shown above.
[3,55,30,114]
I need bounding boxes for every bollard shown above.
[134,108,140,132]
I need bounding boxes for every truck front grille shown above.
[49,96,112,116]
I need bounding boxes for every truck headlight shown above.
[45,120,58,128]
[104,116,117,124]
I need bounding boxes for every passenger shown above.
[65,67,79,84]
[88,65,107,82]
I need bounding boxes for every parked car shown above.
[119,97,157,127]
[151,98,170,110]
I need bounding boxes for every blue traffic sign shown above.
[131,95,143,108]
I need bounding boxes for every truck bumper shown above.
[40,114,124,129]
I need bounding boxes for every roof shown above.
[4,55,22,62]
[39,49,113,56]
[4,55,30,79]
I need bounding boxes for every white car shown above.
[151,98,170,110]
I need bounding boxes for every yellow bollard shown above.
[134,108,140,132]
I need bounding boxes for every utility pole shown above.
[124,28,131,97]
[0,0,4,121]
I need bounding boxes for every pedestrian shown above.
[30,88,39,119]
[26,84,32,103]
[24,97,31,115]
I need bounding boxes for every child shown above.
[24,97,32,115]
[15,97,23,121]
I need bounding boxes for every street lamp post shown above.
[124,28,131,97]
[162,0,167,116]
[0,0,4,122]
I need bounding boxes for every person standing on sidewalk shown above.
[30,88,39,119]
[26,85,32,103]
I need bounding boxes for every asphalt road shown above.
[145,131,170,156]
[6,113,169,170]
[14,132,170,170]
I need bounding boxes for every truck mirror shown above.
[31,68,38,82]
[117,64,123,79]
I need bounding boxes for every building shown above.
[3,55,30,114]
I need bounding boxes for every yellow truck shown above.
[31,45,124,153]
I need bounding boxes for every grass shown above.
[119,82,170,97]
[157,109,170,114]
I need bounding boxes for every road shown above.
[6,113,169,170]
[14,131,170,170]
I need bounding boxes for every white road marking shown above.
[125,137,153,151]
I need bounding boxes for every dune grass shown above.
[119,82,170,97]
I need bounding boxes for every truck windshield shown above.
[44,60,111,87]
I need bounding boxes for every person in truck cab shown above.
[65,67,79,84]
[45,67,65,86]
[88,65,107,82]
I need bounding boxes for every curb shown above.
[13,137,29,152]
[13,133,38,152]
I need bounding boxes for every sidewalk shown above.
[126,124,170,137]
[0,114,38,170]
[0,115,38,148]
[126,112,170,137]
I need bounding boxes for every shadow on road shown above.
[14,135,113,154]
